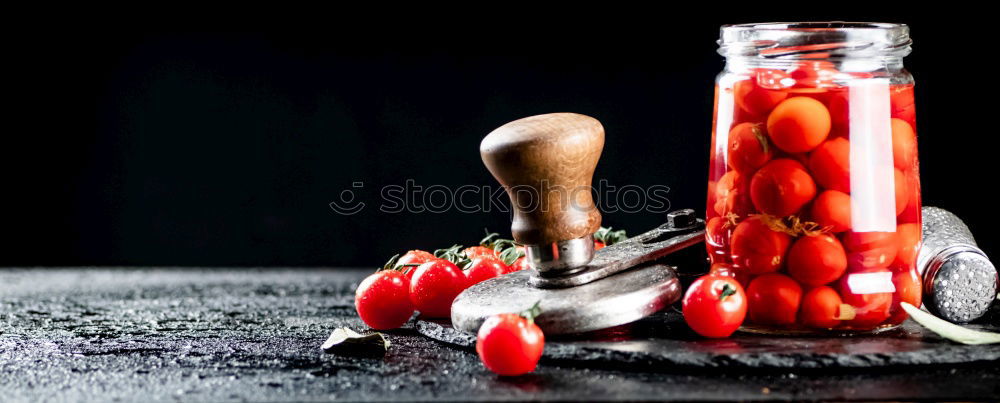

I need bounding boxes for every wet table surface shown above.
[1,268,999,402]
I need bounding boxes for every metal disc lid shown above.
[451,263,681,335]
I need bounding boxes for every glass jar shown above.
[705,22,922,334]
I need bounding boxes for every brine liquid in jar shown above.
[706,23,921,334]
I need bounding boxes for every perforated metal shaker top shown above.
[918,206,998,323]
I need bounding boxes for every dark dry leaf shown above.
[321,328,390,355]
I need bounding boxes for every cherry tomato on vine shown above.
[728,122,774,174]
[410,260,467,318]
[809,137,851,193]
[810,190,851,233]
[843,231,899,269]
[682,275,747,338]
[729,215,791,275]
[465,257,509,286]
[766,97,831,153]
[476,302,545,376]
[510,256,529,272]
[746,273,803,325]
[397,250,438,281]
[464,246,498,260]
[799,286,844,329]
[787,234,848,287]
[750,158,817,217]
[838,267,893,328]
[355,270,415,330]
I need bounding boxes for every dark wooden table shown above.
[1,268,998,401]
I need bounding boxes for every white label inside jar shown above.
[848,79,897,232]
[714,76,737,177]
[846,271,896,294]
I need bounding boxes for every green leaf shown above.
[720,283,737,300]
[594,226,628,246]
[320,328,391,355]
[380,254,401,271]
[479,230,501,247]
[901,302,1000,345]
[520,300,543,324]
[498,246,525,266]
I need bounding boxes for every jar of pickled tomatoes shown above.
[706,23,921,334]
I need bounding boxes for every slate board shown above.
[417,308,1000,369]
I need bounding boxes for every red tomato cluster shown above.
[355,237,528,329]
[355,227,627,374]
[705,62,923,332]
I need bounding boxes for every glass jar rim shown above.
[719,21,911,59]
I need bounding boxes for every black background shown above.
[4,10,996,268]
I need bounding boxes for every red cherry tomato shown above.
[889,268,922,324]
[787,87,832,104]
[705,216,733,264]
[897,170,922,223]
[465,257,509,286]
[714,170,753,218]
[838,267,894,328]
[890,85,916,125]
[891,118,917,171]
[514,257,530,271]
[750,158,817,217]
[894,168,909,215]
[728,122,774,173]
[755,68,795,90]
[709,262,752,288]
[734,71,789,118]
[464,246,498,260]
[682,275,748,338]
[476,308,545,376]
[729,215,792,275]
[843,231,899,269]
[826,89,850,129]
[746,273,803,325]
[893,223,921,269]
[410,260,467,318]
[397,250,438,281]
[799,286,844,329]
[808,137,851,193]
[787,60,838,88]
[766,97,831,153]
[787,234,848,287]
[355,270,415,330]
[811,190,852,233]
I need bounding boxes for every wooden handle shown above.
[480,113,604,245]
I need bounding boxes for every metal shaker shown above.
[918,206,999,322]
